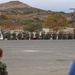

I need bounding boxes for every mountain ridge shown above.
[0,1,32,10]
[0,1,52,19]
[0,1,70,30]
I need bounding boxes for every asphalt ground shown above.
[0,40,75,75]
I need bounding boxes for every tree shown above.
[23,22,42,32]
[0,14,8,20]
[43,13,68,31]
[23,19,43,32]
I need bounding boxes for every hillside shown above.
[0,1,54,30]
[0,1,71,30]
[0,1,31,10]
[0,1,52,18]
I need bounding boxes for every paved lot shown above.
[0,40,75,75]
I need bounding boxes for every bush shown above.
[0,15,8,20]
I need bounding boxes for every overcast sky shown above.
[0,0,75,13]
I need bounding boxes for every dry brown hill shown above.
[0,1,31,10]
[0,1,53,30]
[0,1,53,20]
[0,1,70,30]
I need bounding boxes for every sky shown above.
[0,0,75,13]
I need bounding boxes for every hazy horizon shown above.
[0,0,75,13]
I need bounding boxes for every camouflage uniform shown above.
[7,32,11,40]
[2,33,6,40]
[17,32,22,40]
[45,32,50,40]
[74,34,75,39]
[31,33,34,40]
[53,33,57,40]
[23,32,26,40]
[12,32,16,40]
[58,33,62,40]
[26,32,29,40]
[35,32,39,40]
[62,34,68,40]
[68,33,73,39]
[0,61,8,75]
[41,32,45,40]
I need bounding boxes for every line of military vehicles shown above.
[0,30,75,40]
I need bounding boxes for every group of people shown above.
[0,31,75,40]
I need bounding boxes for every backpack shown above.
[0,61,8,75]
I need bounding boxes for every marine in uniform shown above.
[0,61,8,75]
[2,32,6,40]
[53,32,57,40]
[35,32,39,40]
[68,33,73,39]
[7,31,11,40]
[17,32,22,40]
[23,32,26,40]
[12,32,16,40]
[45,32,50,40]
[26,32,29,40]
[31,32,34,40]
[41,32,45,40]
[0,48,8,75]
[58,32,62,40]
[74,33,75,39]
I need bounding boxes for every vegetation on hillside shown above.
[43,13,68,31]
[0,1,74,32]
[23,18,43,32]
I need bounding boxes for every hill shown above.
[0,1,31,10]
[0,1,54,30]
[0,1,71,30]
[0,1,52,19]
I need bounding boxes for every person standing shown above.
[0,48,8,75]
[41,32,45,40]
[68,61,75,75]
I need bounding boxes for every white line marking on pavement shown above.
[23,50,40,52]
[22,50,53,53]
[4,50,53,53]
